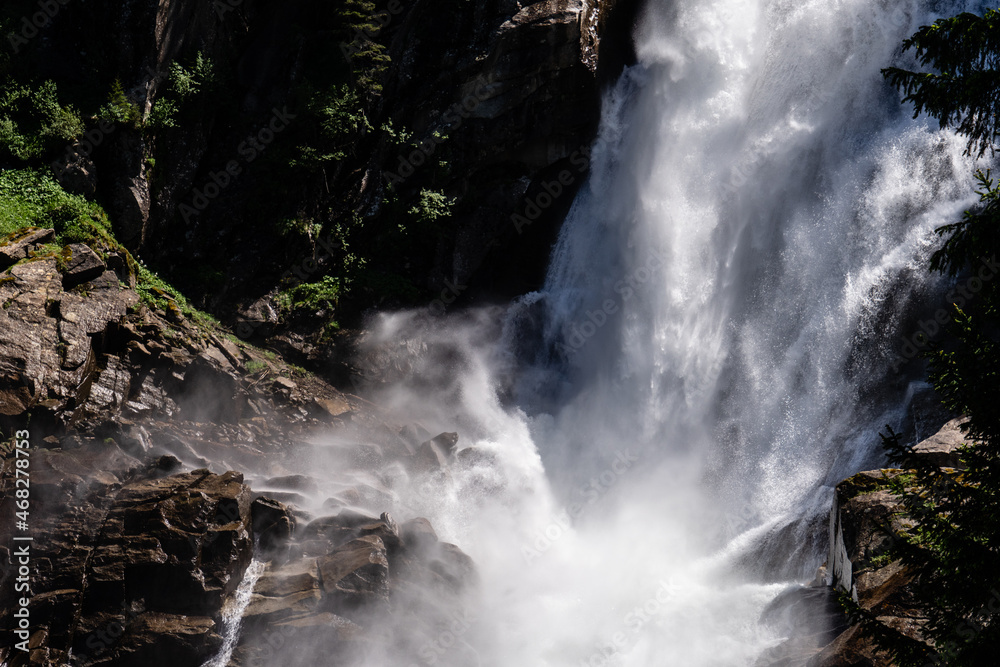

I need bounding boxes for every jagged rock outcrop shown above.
[0,235,137,419]
[911,417,967,469]
[755,586,849,667]
[0,228,360,436]
[809,417,971,666]
[1,224,479,665]
[0,459,252,666]
[231,509,476,667]
[0,396,475,667]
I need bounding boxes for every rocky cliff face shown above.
[0,226,479,666]
[28,0,638,323]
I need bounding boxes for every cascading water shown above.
[241,0,990,665]
[202,559,264,667]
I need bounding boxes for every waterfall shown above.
[202,559,264,667]
[350,0,988,665]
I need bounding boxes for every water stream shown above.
[202,559,264,667]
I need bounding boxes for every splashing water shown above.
[357,0,988,664]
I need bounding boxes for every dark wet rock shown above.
[0,459,254,667]
[318,536,390,612]
[400,517,439,552]
[755,586,849,667]
[409,432,460,473]
[97,613,222,667]
[735,511,829,584]
[0,228,481,667]
[358,513,402,555]
[298,509,397,557]
[232,610,365,667]
[252,496,296,551]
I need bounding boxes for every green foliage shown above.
[277,275,342,314]
[276,217,323,240]
[139,53,219,135]
[335,0,390,97]
[169,52,217,100]
[0,169,220,329]
[854,11,1000,663]
[134,259,199,320]
[930,170,1000,292]
[290,84,372,170]
[380,120,413,145]
[867,313,1000,665]
[244,359,269,375]
[98,80,142,128]
[146,99,179,129]
[0,169,113,246]
[408,189,455,227]
[883,10,1000,157]
[865,553,894,570]
[0,80,84,162]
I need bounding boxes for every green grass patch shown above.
[244,359,269,375]
[866,553,895,570]
[1,168,221,330]
[0,169,117,248]
[277,275,342,313]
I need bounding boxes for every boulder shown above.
[409,432,460,473]
[242,558,323,629]
[96,470,253,614]
[299,510,399,557]
[912,417,968,468]
[401,517,439,552]
[61,243,107,289]
[318,535,390,611]
[251,496,296,550]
